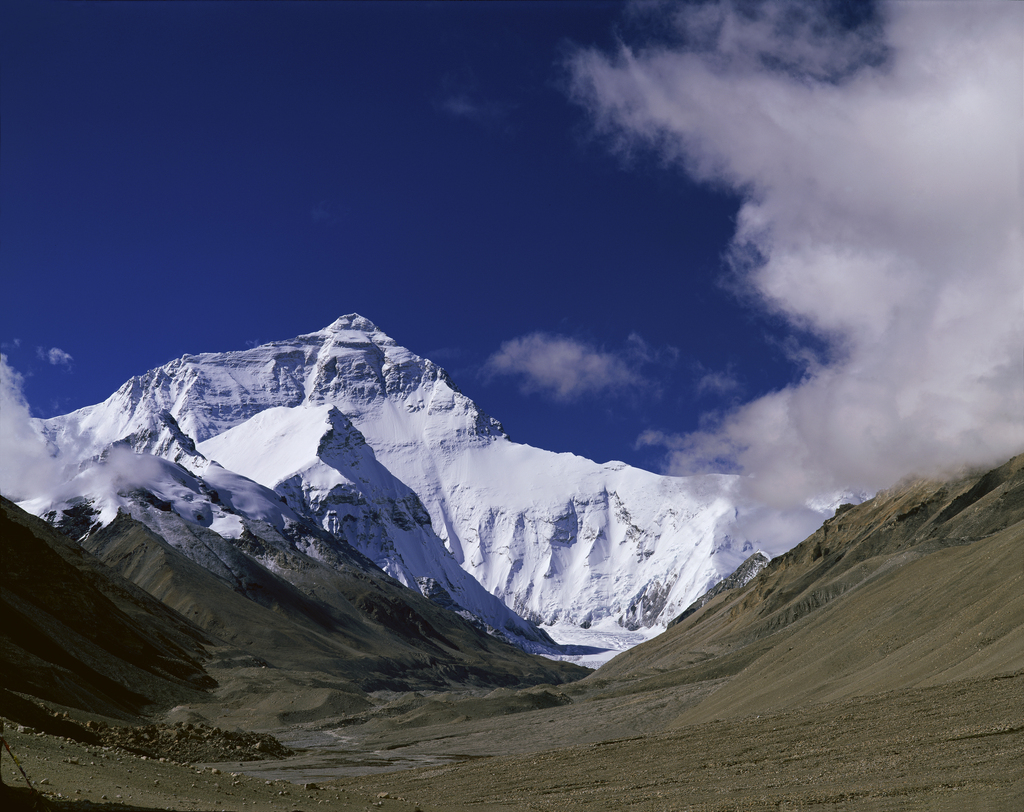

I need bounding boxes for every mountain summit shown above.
[24,316,831,651]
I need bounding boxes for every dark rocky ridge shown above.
[76,505,585,694]
[667,550,769,628]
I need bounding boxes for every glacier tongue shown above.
[28,314,832,652]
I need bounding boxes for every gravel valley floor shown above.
[3,670,1021,811]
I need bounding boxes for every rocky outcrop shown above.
[667,551,770,628]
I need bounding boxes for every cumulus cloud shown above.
[0,355,64,500]
[569,1,1024,506]
[485,333,647,402]
[1,356,186,509]
[37,346,73,366]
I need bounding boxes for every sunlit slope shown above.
[593,453,1024,725]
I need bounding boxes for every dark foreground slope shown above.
[76,508,585,699]
[1,497,217,722]
[1,495,584,737]
[325,454,1024,808]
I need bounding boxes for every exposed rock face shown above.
[667,551,770,628]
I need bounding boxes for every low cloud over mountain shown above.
[567,1,1024,506]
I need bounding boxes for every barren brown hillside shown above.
[600,452,1024,723]
[323,454,1024,808]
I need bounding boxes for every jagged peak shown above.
[324,314,381,335]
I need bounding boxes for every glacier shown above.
[21,315,837,654]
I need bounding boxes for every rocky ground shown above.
[327,670,1024,810]
[0,717,425,812]
[95,720,289,764]
[3,669,1020,811]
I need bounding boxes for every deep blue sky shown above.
[2,1,849,471]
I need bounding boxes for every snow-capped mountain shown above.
[23,315,833,650]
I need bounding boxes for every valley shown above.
[3,451,1022,809]
[6,0,1021,807]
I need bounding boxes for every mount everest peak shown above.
[20,315,833,654]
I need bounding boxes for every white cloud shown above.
[1,356,181,508]
[485,333,645,402]
[37,346,73,366]
[569,1,1024,506]
[0,355,64,500]
[436,67,516,130]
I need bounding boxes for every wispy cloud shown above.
[485,333,657,402]
[695,365,741,399]
[436,68,516,131]
[311,199,346,226]
[569,1,1024,506]
[439,93,515,128]
[424,346,468,365]
[37,346,73,366]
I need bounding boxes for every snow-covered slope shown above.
[28,315,832,649]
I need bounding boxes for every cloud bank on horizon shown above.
[563,0,1023,506]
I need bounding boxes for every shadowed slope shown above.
[1,497,216,720]
[76,507,587,695]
